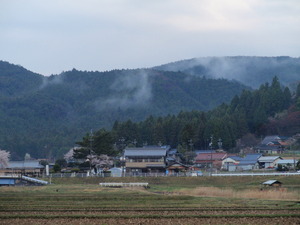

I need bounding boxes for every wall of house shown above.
[126,157,164,162]
[126,162,165,168]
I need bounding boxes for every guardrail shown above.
[212,172,300,176]
[22,175,48,185]
[40,171,300,178]
[99,182,149,188]
[0,174,20,178]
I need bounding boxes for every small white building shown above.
[108,167,123,177]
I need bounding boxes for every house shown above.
[261,135,281,145]
[258,156,282,169]
[166,149,182,165]
[256,145,283,154]
[223,154,262,171]
[262,180,282,187]
[222,156,240,171]
[166,162,189,175]
[255,135,289,154]
[0,160,44,176]
[194,152,227,170]
[124,146,171,174]
[235,154,261,171]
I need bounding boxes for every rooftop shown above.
[262,180,282,185]
[6,160,44,169]
[258,156,281,162]
[124,146,170,157]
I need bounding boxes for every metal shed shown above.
[0,178,15,186]
[262,180,282,187]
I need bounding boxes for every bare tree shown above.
[0,149,10,168]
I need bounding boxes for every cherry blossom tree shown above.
[0,149,10,168]
[64,148,75,162]
[90,154,113,169]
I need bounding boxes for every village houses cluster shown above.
[124,135,298,175]
[0,135,299,177]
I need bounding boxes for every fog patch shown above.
[40,74,64,89]
[95,70,152,111]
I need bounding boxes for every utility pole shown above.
[89,130,94,175]
[133,139,137,147]
[119,137,126,177]
[218,138,222,150]
[210,135,213,176]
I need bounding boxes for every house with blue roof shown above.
[222,154,262,171]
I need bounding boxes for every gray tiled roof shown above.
[7,160,44,169]
[258,156,281,162]
[125,148,168,157]
[262,180,281,185]
[277,159,298,164]
[261,136,280,145]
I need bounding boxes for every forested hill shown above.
[0,61,248,159]
[112,77,299,152]
[154,56,300,89]
[0,61,43,97]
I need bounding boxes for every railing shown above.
[21,175,48,185]
[40,171,300,178]
[99,182,149,187]
[212,172,300,176]
[43,172,204,178]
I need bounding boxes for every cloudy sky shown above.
[1,0,299,75]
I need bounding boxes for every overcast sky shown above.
[1,0,299,75]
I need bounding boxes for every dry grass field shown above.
[0,176,299,224]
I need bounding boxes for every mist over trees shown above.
[0,58,299,159]
[111,77,298,152]
[154,56,300,89]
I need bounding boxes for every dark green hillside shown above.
[0,61,43,97]
[0,63,248,159]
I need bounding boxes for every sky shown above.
[0,0,299,76]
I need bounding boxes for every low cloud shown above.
[95,70,152,111]
[39,74,63,89]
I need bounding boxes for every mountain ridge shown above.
[0,61,249,159]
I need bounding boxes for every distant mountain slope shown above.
[154,56,300,89]
[0,61,43,97]
[0,62,248,159]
